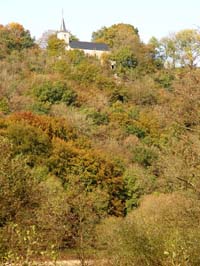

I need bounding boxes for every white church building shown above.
[57,17,110,59]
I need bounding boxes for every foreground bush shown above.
[97,193,200,266]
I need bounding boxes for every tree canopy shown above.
[0,22,35,58]
[92,23,139,49]
[153,29,200,68]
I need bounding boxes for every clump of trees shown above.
[151,29,200,68]
[0,22,35,59]
[93,23,158,77]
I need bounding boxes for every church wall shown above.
[82,49,109,59]
[57,32,70,44]
[67,46,109,59]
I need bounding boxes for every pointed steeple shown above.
[60,18,67,32]
[60,9,67,32]
[57,9,70,45]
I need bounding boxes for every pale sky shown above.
[1,0,200,43]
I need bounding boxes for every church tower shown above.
[57,12,70,45]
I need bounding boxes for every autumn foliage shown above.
[1,21,200,265]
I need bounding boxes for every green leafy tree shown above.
[110,47,138,73]
[157,29,200,68]
[47,34,66,56]
[33,80,77,106]
[0,23,35,56]
[92,23,139,49]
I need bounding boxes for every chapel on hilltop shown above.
[57,16,110,59]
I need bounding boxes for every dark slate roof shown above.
[69,41,109,51]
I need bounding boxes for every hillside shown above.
[1,22,200,266]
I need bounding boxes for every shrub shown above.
[6,122,52,163]
[87,111,109,125]
[155,70,174,90]
[30,101,51,114]
[124,166,155,212]
[62,88,77,105]
[132,145,158,167]
[109,87,130,104]
[0,97,10,114]
[98,193,200,266]
[129,78,159,106]
[125,123,146,138]
[33,80,77,106]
